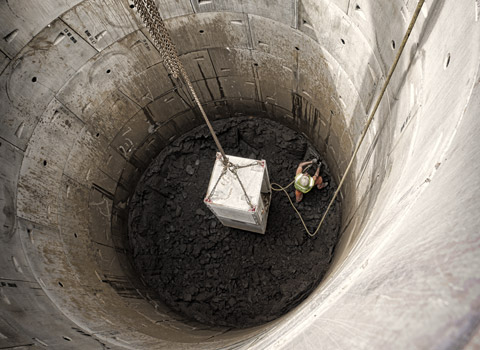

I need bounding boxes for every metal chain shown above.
[230,168,254,209]
[133,0,180,78]
[206,161,258,209]
[133,1,264,212]
[207,165,228,201]
[133,0,228,162]
[234,161,263,170]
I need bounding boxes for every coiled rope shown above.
[134,0,425,236]
[270,164,317,235]
[272,0,425,237]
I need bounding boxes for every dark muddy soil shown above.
[128,117,341,328]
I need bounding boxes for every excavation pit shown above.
[128,117,342,328]
[1,1,478,347]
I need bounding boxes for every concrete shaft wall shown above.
[0,0,479,349]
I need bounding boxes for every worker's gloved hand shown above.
[311,158,318,164]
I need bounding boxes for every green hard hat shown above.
[299,175,310,186]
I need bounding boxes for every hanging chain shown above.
[234,161,263,170]
[133,0,180,78]
[207,166,228,201]
[206,159,261,209]
[133,0,228,162]
[231,168,254,209]
[133,1,262,210]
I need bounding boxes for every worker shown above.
[294,159,328,203]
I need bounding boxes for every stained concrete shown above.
[0,0,479,349]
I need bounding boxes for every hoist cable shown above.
[133,0,425,236]
[133,0,259,209]
[133,0,228,163]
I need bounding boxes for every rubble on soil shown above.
[128,117,341,328]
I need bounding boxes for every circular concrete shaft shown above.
[128,117,342,328]
[0,0,479,349]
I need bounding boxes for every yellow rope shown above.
[270,164,321,237]
[273,0,425,237]
[271,181,321,237]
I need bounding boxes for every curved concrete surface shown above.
[1,0,479,349]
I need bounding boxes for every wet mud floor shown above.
[128,117,341,328]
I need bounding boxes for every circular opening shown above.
[74,233,78,238]
[32,77,37,82]
[391,40,396,50]
[43,160,47,166]
[129,4,134,8]
[355,4,361,10]
[95,132,100,137]
[340,38,345,45]
[253,63,258,67]
[106,69,111,74]
[128,117,342,328]
[2,1,477,348]
[444,53,451,69]
[199,30,205,34]
[295,46,300,51]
